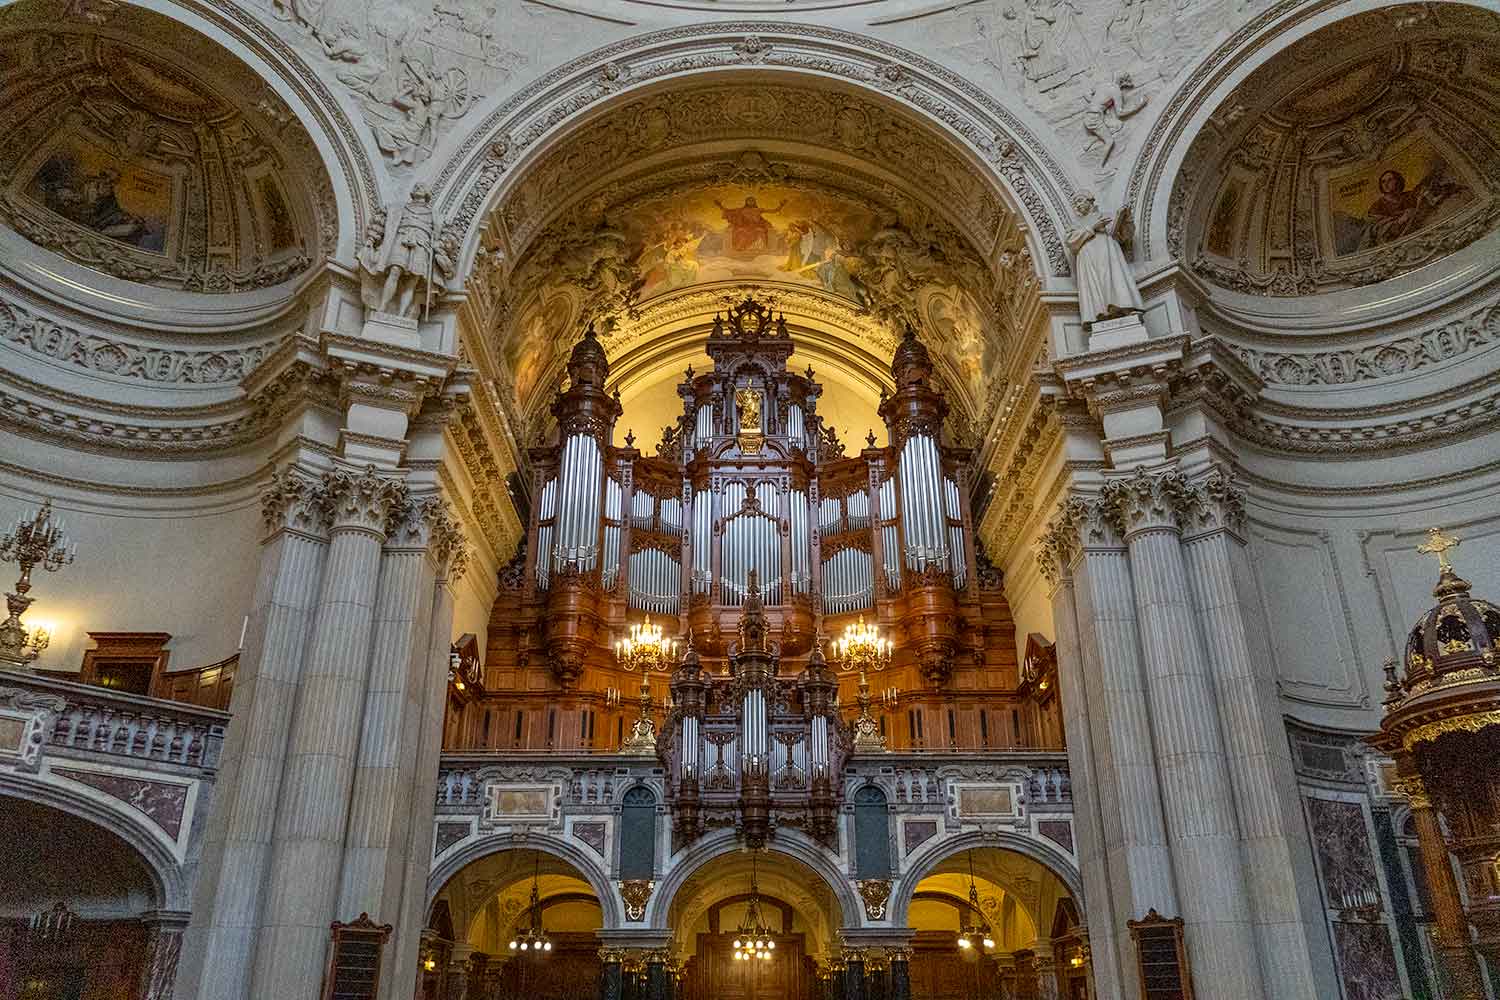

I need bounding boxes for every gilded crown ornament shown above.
[0,500,76,668]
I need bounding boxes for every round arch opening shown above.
[0,796,166,999]
[425,846,605,998]
[664,846,845,998]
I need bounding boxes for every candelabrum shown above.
[616,616,680,754]
[732,853,777,963]
[0,500,75,668]
[833,616,892,751]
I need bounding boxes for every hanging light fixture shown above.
[731,853,777,963]
[955,852,995,952]
[28,901,77,942]
[615,615,679,673]
[832,616,894,751]
[508,855,552,956]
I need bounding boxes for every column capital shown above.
[1100,466,1192,538]
[260,466,330,540]
[390,494,470,581]
[1176,465,1247,540]
[323,464,410,537]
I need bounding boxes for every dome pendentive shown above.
[0,4,335,294]
[1173,3,1500,297]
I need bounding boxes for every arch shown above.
[645,826,863,930]
[431,25,1078,282]
[59,0,379,264]
[427,831,624,928]
[1121,0,1421,263]
[891,828,1084,931]
[0,773,186,912]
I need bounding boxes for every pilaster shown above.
[1176,467,1323,998]
[253,464,410,995]
[178,466,332,1000]
[1046,493,1176,1000]
[1101,467,1264,1000]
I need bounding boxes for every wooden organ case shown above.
[460,297,1064,840]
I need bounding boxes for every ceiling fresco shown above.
[0,4,336,293]
[1174,3,1500,297]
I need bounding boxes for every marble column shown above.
[178,469,330,1000]
[1402,776,1487,999]
[1033,941,1059,1000]
[866,954,888,1000]
[390,537,467,989]
[1104,468,1264,1000]
[887,949,911,1000]
[445,943,475,1000]
[253,465,409,995]
[1039,524,1125,1000]
[139,910,189,1000]
[339,497,463,997]
[645,951,670,1000]
[599,948,624,1000]
[1177,468,1323,997]
[843,950,867,1000]
[1047,495,1177,997]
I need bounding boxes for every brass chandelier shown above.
[615,615,679,673]
[508,856,552,955]
[732,853,776,963]
[955,851,995,952]
[0,499,75,668]
[833,615,893,751]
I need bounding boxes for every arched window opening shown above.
[853,784,891,877]
[620,785,657,879]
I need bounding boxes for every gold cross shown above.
[1416,527,1460,571]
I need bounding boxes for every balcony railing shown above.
[1,668,229,775]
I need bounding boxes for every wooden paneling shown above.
[681,933,812,1000]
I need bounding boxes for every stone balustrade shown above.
[1,668,228,777]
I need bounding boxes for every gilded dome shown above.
[1393,539,1500,696]
[1173,4,1500,297]
[0,4,334,293]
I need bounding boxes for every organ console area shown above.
[446,297,1063,772]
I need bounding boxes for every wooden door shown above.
[682,933,811,1000]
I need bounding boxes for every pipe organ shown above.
[458,295,1065,842]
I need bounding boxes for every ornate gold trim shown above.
[1403,710,1500,750]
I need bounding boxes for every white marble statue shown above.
[1065,192,1143,328]
[360,185,454,319]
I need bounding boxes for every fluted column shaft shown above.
[888,954,911,1000]
[338,498,462,999]
[1051,498,1176,999]
[254,467,408,996]
[178,471,330,1000]
[1178,480,1323,998]
[1043,547,1125,1000]
[1109,471,1264,1000]
[843,955,867,1000]
[1033,942,1059,1000]
[390,550,464,990]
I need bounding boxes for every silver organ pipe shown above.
[555,434,603,571]
[631,489,654,531]
[898,434,948,570]
[602,478,622,590]
[681,714,699,779]
[879,477,901,592]
[660,497,682,535]
[628,547,681,615]
[846,490,870,532]
[718,482,783,606]
[534,476,558,589]
[818,496,841,534]
[691,488,711,594]
[742,688,767,773]
[695,404,713,450]
[810,713,828,778]
[788,404,805,450]
[821,547,873,614]
[945,476,966,589]
[789,489,809,594]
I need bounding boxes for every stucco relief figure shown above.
[1066,192,1142,327]
[1082,73,1147,166]
[360,185,454,318]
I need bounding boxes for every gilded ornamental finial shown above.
[1417,527,1460,572]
